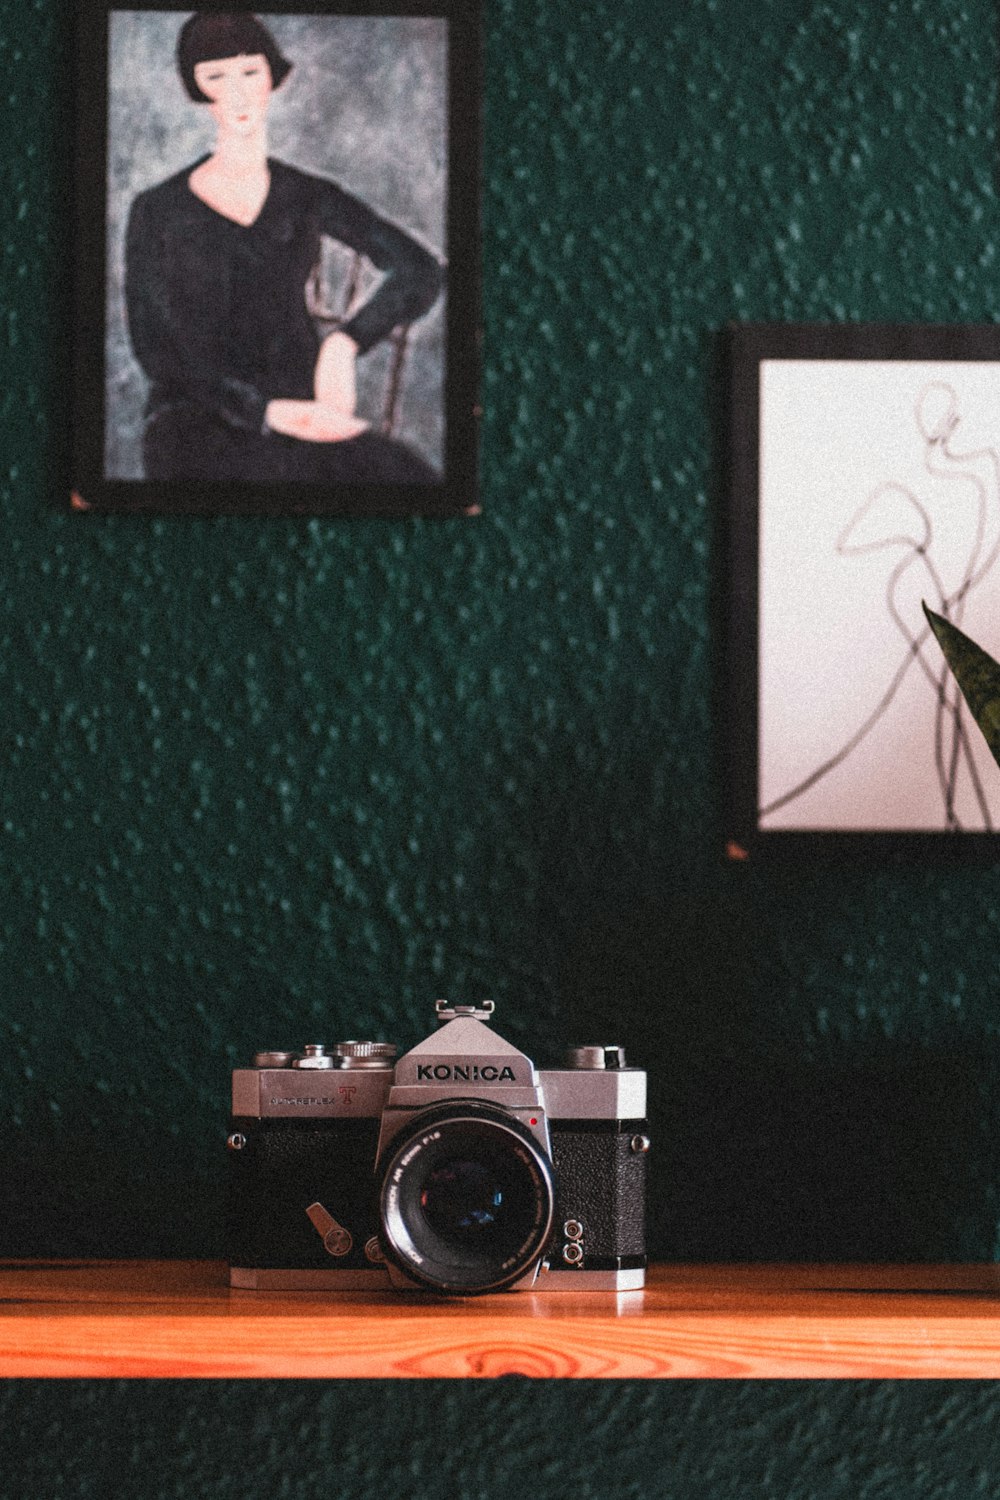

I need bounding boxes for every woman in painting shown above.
[124,12,444,501]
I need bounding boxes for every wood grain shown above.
[1,1262,999,1378]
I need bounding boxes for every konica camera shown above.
[227,1000,649,1295]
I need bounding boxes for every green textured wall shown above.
[1,1382,1000,1499]
[3,0,1000,1491]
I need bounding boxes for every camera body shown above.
[228,1001,648,1295]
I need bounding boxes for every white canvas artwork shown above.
[759,359,1000,832]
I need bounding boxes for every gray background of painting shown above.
[104,11,446,478]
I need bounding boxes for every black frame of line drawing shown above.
[71,0,481,517]
[726,322,1000,859]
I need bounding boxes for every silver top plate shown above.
[233,1068,391,1118]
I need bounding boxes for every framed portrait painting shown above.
[72,0,480,516]
[727,323,1000,856]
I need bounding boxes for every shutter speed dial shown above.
[253,1043,398,1070]
[333,1042,397,1070]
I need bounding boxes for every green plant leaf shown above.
[923,602,1000,768]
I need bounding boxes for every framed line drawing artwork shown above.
[72,1,480,516]
[727,323,1000,855]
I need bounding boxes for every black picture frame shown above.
[71,0,480,516]
[727,322,1000,858]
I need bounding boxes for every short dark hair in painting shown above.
[176,13,293,102]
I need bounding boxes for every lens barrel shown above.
[378,1103,555,1294]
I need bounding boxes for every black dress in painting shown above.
[124,158,444,501]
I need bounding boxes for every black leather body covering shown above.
[228,1114,648,1272]
[228,1118,381,1270]
[550,1121,648,1267]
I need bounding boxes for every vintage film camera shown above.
[228,1001,649,1295]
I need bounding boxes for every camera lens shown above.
[420,1158,505,1241]
[379,1106,554,1294]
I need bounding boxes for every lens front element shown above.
[379,1107,555,1294]
[420,1158,505,1240]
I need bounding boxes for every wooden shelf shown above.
[1,1261,1000,1378]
